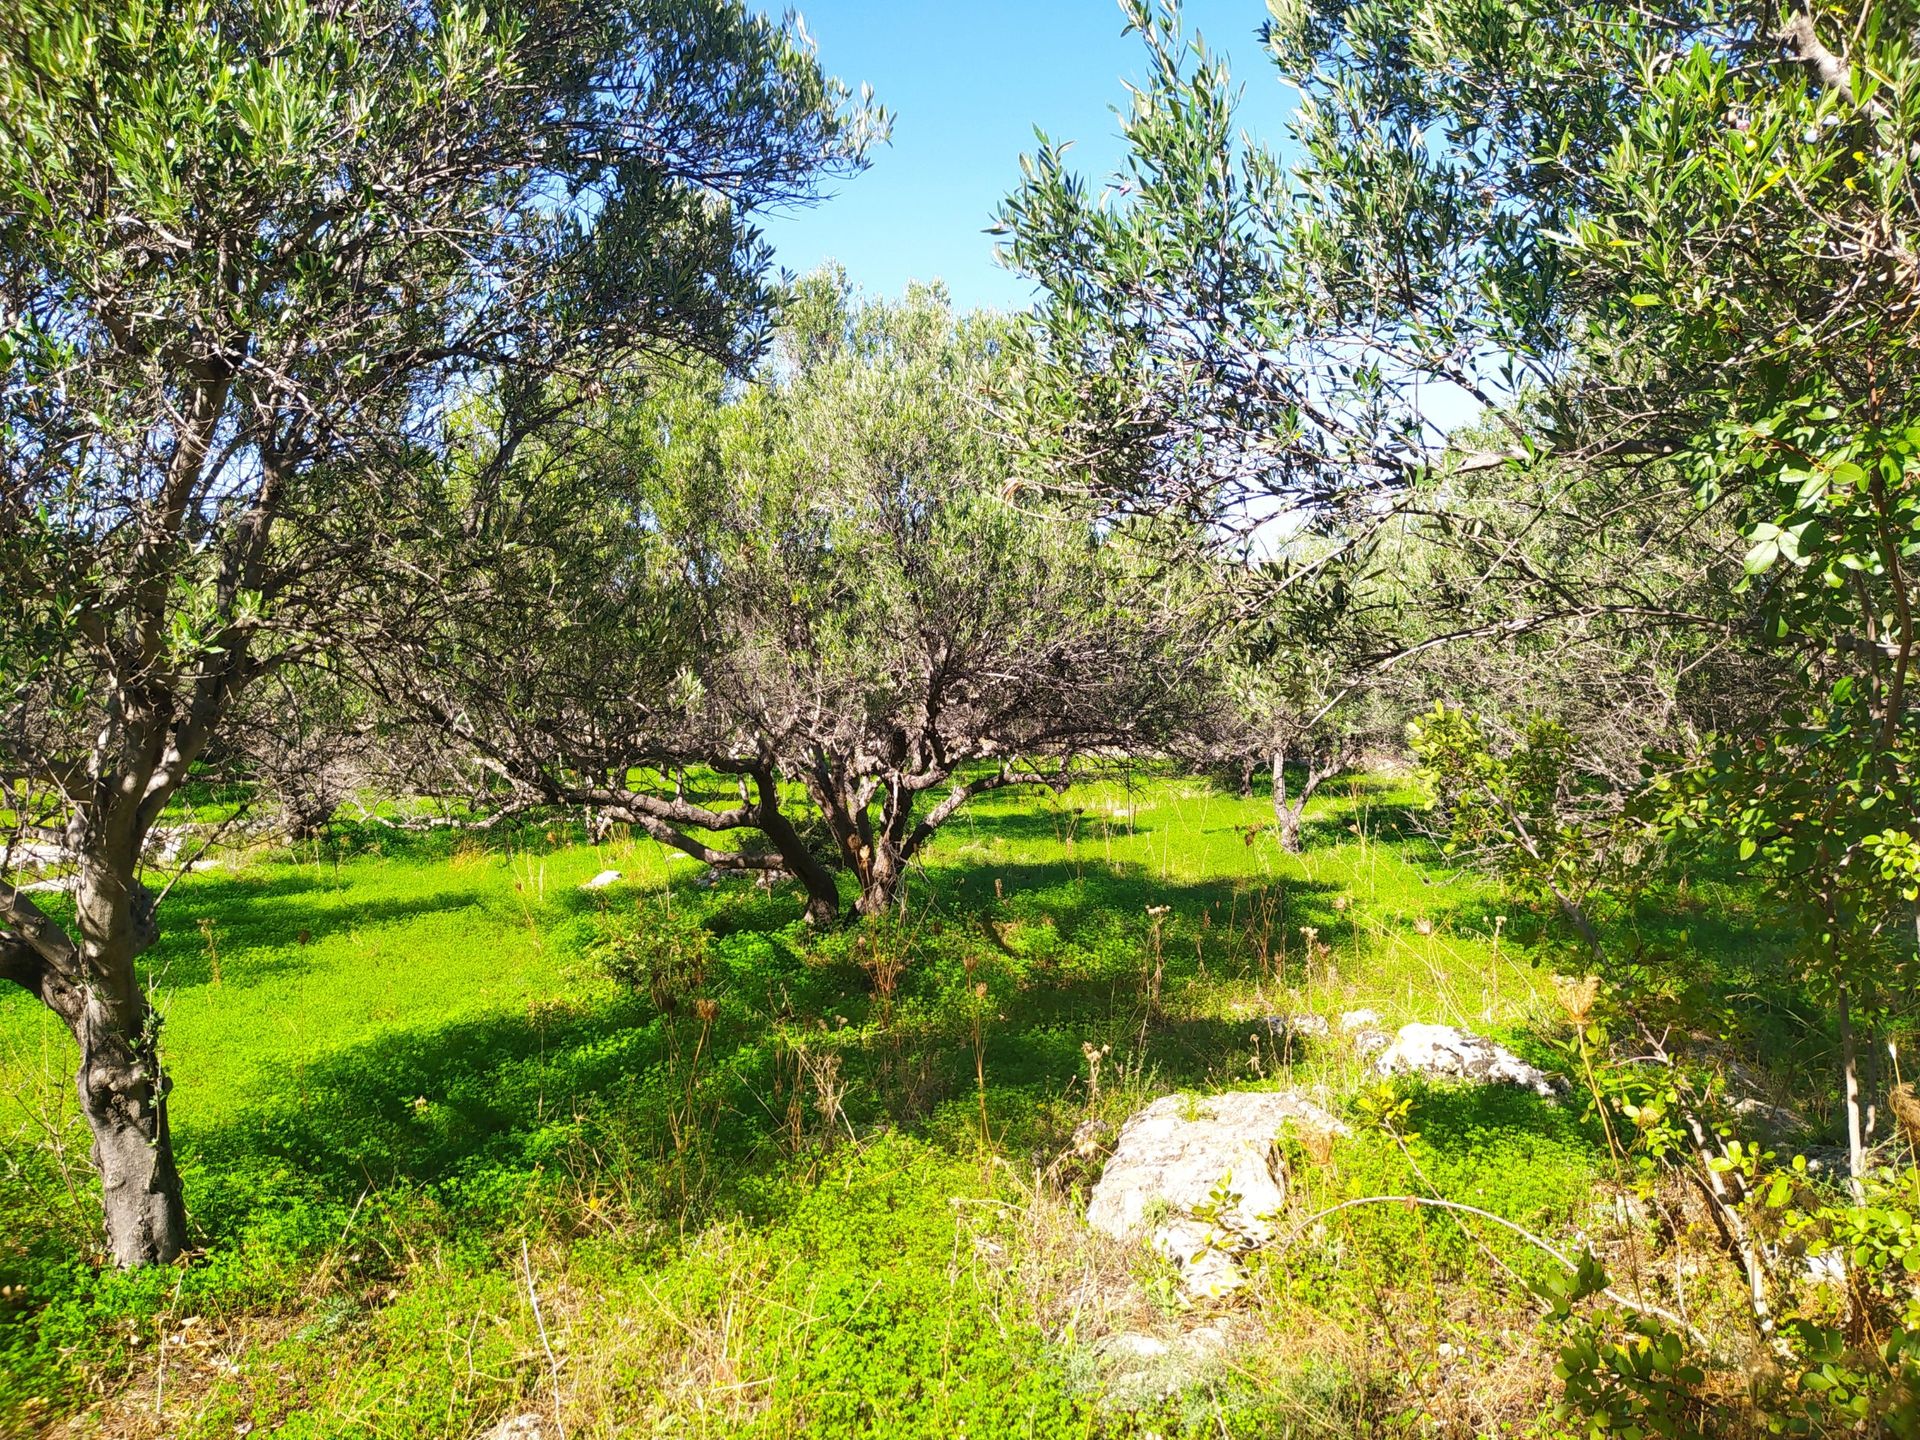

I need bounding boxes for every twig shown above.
[520,1239,567,1440]
[1272,1193,1710,1347]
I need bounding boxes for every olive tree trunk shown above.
[753,791,843,927]
[1272,743,1349,854]
[3,858,187,1267]
[73,859,187,1266]
[1272,748,1303,852]
[80,1006,187,1267]
[807,758,1065,922]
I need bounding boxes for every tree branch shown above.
[0,886,82,1024]
[905,766,1065,859]
[1779,1,1882,116]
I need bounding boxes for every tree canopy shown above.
[397,271,1214,920]
[0,0,878,1266]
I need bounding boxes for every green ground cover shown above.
[0,773,1799,1438]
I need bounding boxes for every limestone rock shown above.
[1101,1332,1170,1360]
[1262,1013,1329,1042]
[484,1417,546,1440]
[1340,1010,1392,1056]
[1264,1010,1389,1052]
[1373,1023,1560,1097]
[1087,1089,1348,1296]
[1149,1218,1249,1298]
[1094,1318,1240,1403]
[1350,1031,1391,1057]
[580,869,623,890]
[1801,1250,1848,1288]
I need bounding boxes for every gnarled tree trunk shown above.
[1272,748,1302,852]
[80,1007,187,1267]
[750,777,843,926]
[71,859,187,1266]
[805,752,1066,921]
[3,859,188,1267]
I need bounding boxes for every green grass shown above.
[0,771,1785,1438]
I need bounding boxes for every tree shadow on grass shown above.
[141,875,489,992]
[1440,876,1857,1107]
[174,975,1298,1254]
[183,991,667,1198]
[549,876,814,937]
[1295,799,1437,851]
[934,804,1110,849]
[922,855,1340,928]
[165,859,1376,1242]
[948,775,1439,864]
[146,825,1619,1276]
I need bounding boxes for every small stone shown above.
[1102,1332,1171,1360]
[1151,1220,1248,1297]
[580,869,623,890]
[1338,1009,1380,1031]
[1348,1027,1392,1057]
[1802,1251,1848,1287]
[1263,1013,1330,1042]
[1373,1023,1560,1097]
[484,1417,545,1440]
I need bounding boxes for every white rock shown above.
[1263,1013,1330,1042]
[1087,1090,1349,1296]
[1089,1091,1337,1242]
[484,1417,545,1440]
[1096,1318,1237,1385]
[1341,1010,1392,1056]
[1150,1219,1249,1298]
[1800,1147,1852,1176]
[1373,1023,1560,1097]
[1802,1250,1848,1288]
[1101,1332,1171,1360]
[580,869,623,890]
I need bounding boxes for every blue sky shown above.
[758,1,1300,313]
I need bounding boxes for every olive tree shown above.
[1246,0,1920,1409]
[0,0,877,1267]
[400,273,1213,921]
[1262,0,1920,1184]
[1002,0,1920,1413]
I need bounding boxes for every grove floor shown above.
[0,772,1790,1438]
